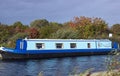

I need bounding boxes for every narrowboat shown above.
[0,38,119,60]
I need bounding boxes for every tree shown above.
[39,22,63,38]
[0,24,11,44]
[12,21,23,27]
[50,28,79,39]
[11,21,28,33]
[7,33,27,48]
[111,24,120,35]
[27,28,39,39]
[69,16,92,28]
[69,16,93,38]
[69,16,108,38]
[30,19,49,28]
[92,17,108,37]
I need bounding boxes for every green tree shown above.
[92,18,108,38]
[39,22,63,38]
[12,21,23,27]
[111,24,120,35]
[50,28,79,39]
[7,33,27,48]
[11,21,29,33]
[30,19,49,28]
[0,24,11,44]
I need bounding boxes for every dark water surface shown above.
[0,55,108,76]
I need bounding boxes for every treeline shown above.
[0,16,120,48]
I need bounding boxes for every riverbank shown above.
[71,69,120,76]
[38,70,120,76]
[91,70,120,76]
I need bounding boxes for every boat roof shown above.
[23,38,111,42]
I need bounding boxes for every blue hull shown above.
[0,49,114,60]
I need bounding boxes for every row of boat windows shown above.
[36,43,91,49]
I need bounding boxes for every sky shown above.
[0,0,120,26]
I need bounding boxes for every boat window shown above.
[36,43,45,49]
[70,43,76,48]
[56,43,63,49]
[87,43,91,48]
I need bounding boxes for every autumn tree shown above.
[69,16,108,38]
[69,16,92,38]
[27,28,39,39]
[70,16,92,28]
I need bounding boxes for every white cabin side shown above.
[24,39,112,50]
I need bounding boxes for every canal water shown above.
[0,55,109,76]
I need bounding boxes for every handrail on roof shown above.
[23,37,110,41]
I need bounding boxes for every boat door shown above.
[20,41,24,50]
[113,42,119,49]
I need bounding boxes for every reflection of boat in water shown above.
[0,38,119,60]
